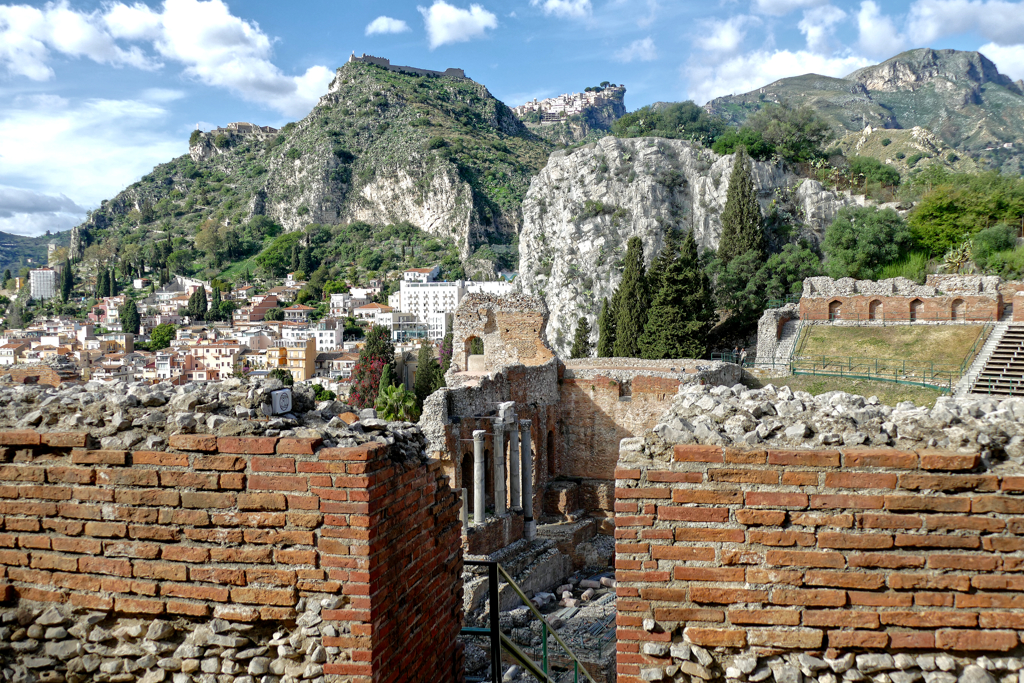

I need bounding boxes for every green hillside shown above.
[707,49,1024,176]
[71,59,554,280]
[0,230,71,276]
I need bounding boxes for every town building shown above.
[29,268,56,300]
[403,266,440,283]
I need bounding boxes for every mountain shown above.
[0,230,70,277]
[71,57,554,271]
[706,49,1024,175]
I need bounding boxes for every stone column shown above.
[493,420,506,517]
[520,419,535,540]
[508,414,520,510]
[473,430,485,526]
[461,488,468,532]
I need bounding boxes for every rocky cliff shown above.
[70,60,552,262]
[516,136,859,355]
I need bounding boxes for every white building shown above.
[330,293,354,318]
[426,312,451,341]
[29,268,57,300]
[402,266,440,283]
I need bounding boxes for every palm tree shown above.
[374,384,420,422]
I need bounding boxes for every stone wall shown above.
[0,430,464,683]
[615,436,1024,683]
[799,276,1002,322]
[447,294,554,379]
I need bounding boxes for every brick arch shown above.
[828,299,842,320]
[952,298,966,320]
[868,299,883,320]
[910,298,924,321]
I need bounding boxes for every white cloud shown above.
[686,49,872,103]
[615,37,657,63]
[529,0,592,19]
[365,15,411,36]
[907,0,1024,46]
[0,94,183,234]
[0,0,332,116]
[752,0,826,16]
[694,16,756,54]
[798,5,847,53]
[141,87,185,102]
[980,42,1024,80]
[418,1,498,49]
[857,1,906,59]
[0,1,157,80]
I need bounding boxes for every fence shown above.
[801,311,995,325]
[462,560,597,683]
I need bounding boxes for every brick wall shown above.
[615,444,1024,683]
[0,429,463,683]
[799,295,999,322]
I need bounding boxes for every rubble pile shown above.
[0,598,341,683]
[0,378,428,461]
[653,382,1024,463]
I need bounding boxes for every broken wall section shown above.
[615,436,1024,683]
[0,429,464,683]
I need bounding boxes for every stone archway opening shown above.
[869,299,882,321]
[910,298,924,321]
[463,335,485,373]
[952,298,966,321]
[828,300,842,321]
[461,451,473,503]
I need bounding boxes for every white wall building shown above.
[29,268,57,300]
[402,266,440,283]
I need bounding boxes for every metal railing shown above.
[766,295,801,309]
[462,560,597,683]
[803,312,995,326]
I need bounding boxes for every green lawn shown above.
[743,373,944,408]
[797,325,987,368]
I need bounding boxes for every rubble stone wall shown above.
[0,430,464,683]
[798,295,998,322]
[615,441,1024,683]
[447,294,554,378]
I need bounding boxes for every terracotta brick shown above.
[657,506,729,522]
[673,445,723,463]
[899,473,997,492]
[811,494,884,509]
[825,472,898,489]
[237,492,288,511]
[615,468,641,480]
[72,450,127,465]
[683,627,746,648]
[736,509,786,526]
[248,474,308,493]
[217,437,278,455]
[46,467,95,485]
[181,492,235,509]
[748,530,815,547]
[745,492,808,507]
[0,430,41,446]
[880,611,977,628]
[690,587,766,604]
[746,568,803,586]
[615,487,671,499]
[114,597,164,615]
[782,471,819,486]
[131,451,189,467]
[728,609,800,626]
[890,632,935,649]
[772,589,846,607]
[724,448,766,464]
[935,629,1018,651]
[768,449,840,468]
[673,567,745,582]
[41,432,89,448]
[972,496,1024,514]
[928,554,998,571]
[803,609,879,628]
[277,438,322,455]
[747,628,823,649]
[828,631,888,649]
[766,550,845,568]
[857,513,922,529]
[653,608,725,622]
[253,457,297,473]
[230,586,297,606]
[918,450,980,471]
[818,532,894,549]
[650,546,716,561]
[805,570,886,590]
[790,512,854,528]
[843,448,917,469]
[708,469,778,484]
[195,455,247,471]
[646,471,702,483]
[888,494,972,512]
[168,434,218,452]
[672,490,743,505]
[849,552,924,569]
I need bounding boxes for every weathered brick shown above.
[131,451,189,467]
[195,455,247,471]
[230,587,297,606]
[935,630,1018,651]
[673,445,723,463]
[736,509,786,526]
[828,631,888,649]
[818,532,894,549]
[843,448,917,469]
[71,450,127,465]
[805,570,886,590]
[803,609,879,628]
[767,449,840,468]
[248,474,308,493]
[237,492,288,510]
[168,434,218,452]
[728,609,800,626]
[747,628,823,649]
[772,589,846,607]
[41,432,89,448]
[766,550,845,568]
[708,469,778,484]
[690,587,766,604]
[824,472,898,489]
[0,430,41,446]
[745,492,808,508]
[918,450,980,471]
[277,438,322,455]
[181,492,235,509]
[217,437,278,455]
[657,506,729,522]
[683,627,746,648]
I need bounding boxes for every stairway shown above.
[768,320,802,368]
[954,323,1008,397]
[965,324,1024,397]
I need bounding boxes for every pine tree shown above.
[718,146,765,267]
[413,341,442,408]
[613,237,650,358]
[597,296,615,357]
[640,229,716,359]
[60,259,72,303]
[569,317,592,359]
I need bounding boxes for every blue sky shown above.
[2,0,1023,237]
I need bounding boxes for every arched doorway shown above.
[868,299,882,321]
[951,298,966,321]
[463,336,485,373]
[910,299,923,321]
[828,300,842,321]
[547,430,555,477]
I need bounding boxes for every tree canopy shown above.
[822,207,913,280]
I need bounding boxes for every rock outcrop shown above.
[515,136,857,355]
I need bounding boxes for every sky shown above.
[1,0,1024,238]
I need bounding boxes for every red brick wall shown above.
[799,295,999,322]
[0,429,463,683]
[615,444,1024,682]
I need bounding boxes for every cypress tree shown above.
[60,259,72,302]
[290,244,300,272]
[612,236,650,358]
[196,287,207,320]
[717,146,765,267]
[597,297,615,357]
[120,298,140,335]
[108,268,116,297]
[640,229,716,359]
[569,317,592,359]
[211,287,222,320]
[413,342,441,407]
[379,362,395,393]
[96,269,107,299]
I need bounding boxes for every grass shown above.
[796,325,986,368]
[876,250,930,282]
[743,372,944,408]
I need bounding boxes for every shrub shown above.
[286,148,302,160]
[189,130,202,146]
[426,136,447,150]
[907,153,926,167]
[711,127,774,160]
[972,223,1018,271]
[823,206,914,280]
[268,368,294,386]
[213,134,229,149]
[881,137,892,146]
[895,152,906,159]
[877,250,930,282]
[848,156,901,186]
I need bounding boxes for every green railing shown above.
[462,560,597,683]
[803,312,995,325]
[766,295,801,309]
